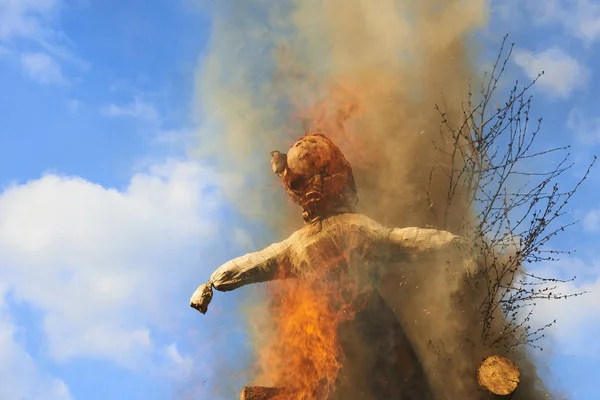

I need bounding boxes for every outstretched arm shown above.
[210,240,293,291]
[372,226,468,263]
[190,240,293,314]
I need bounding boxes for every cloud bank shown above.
[0,159,245,398]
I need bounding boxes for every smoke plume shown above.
[192,0,552,398]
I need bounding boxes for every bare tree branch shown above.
[430,34,597,351]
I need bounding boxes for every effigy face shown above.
[271,133,358,222]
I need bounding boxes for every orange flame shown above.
[254,77,375,399]
[285,76,381,172]
[255,254,370,399]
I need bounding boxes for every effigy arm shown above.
[190,240,292,314]
[210,240,293,291]
[375,226,468,263]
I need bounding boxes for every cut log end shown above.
[477,355,521,396]
[240,386,282,400]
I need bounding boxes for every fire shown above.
[254,78,376,399]
[260,280,342,399]
[255,257,369,399]
[295,79,367,161]
[285,72,408,175]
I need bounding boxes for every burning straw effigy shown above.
[190,133,518,399]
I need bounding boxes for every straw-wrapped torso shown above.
[209,212,464,292]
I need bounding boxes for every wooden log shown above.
[239,386,282,400]
[477,355,520,396]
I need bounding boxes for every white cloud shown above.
[527,258,600,358]
[101,97,160,123]
[0,0,89,83]
[576,0,600,43]
[20,51,67,85]
[583,208,600,232]
[513,48,589,98]
[497,0,600,44]
[0,0,61,42]
[163,343,194,381]
[0,159,225,368]
[567,108,600,145]
[527,0,600,44]
[0,285,73,400]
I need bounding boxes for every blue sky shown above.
[0,1,598,400]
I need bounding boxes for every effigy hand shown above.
[190,282,214,314]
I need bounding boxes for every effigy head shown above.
[270,133,358,222]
